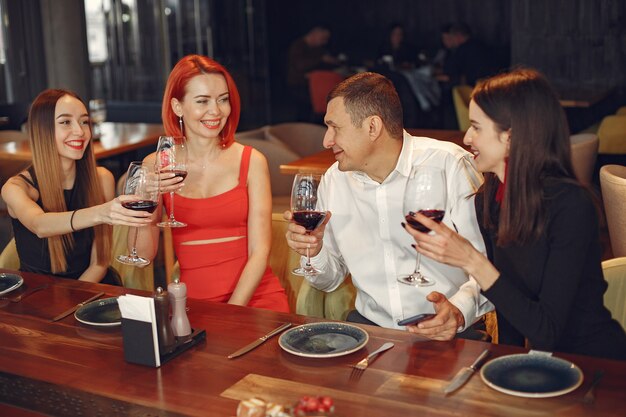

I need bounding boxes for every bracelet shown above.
[70,210,77,232]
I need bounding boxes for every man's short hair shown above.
[328,72,403,138]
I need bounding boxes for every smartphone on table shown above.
[397,313,436,326]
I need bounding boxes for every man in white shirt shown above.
[285,72,492,340]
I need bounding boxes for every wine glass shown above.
[291,173,326,276]
[89,99,106,138]
[398,166,447,287]
[155,136,188,228]
[116,162,159,267]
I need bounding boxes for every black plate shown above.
[75,297,121,327]
[0,273,23,296]
[480,353,583,398]
[278,322,369,358]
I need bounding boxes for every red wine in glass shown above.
[117,162,159,267]
[405,209,445,233]
[293,210,327,231]
[122,200,159,213]
[161,169,188,181]
[291,173,324,276]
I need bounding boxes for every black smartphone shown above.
[397,313,436,326]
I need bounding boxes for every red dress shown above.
[163,146,289,312]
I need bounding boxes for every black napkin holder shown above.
[122,318,206,367]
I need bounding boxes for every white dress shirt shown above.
[305,131,493,330]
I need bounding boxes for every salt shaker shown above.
[168,278,192,337]
[153,287,176,355]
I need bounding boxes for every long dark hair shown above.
[473,68,577,245]
[28,89,111,272]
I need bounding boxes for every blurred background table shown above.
[0,122,164,183]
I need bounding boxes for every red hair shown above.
[162,55,241,147]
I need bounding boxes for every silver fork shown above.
[350,342,394,379]
[0,284,49,303]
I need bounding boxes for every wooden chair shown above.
[600,165,626,258]
[308,70,344,115]
[602,257,626,330]
[452,85,473,132]
[570,133,599,186]
[597,115,626,154]
[616,106,626,116]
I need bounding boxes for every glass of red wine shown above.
[116,162,159,267]
[155,136,188,228]
[291,173,326,276]
[398,165,447,287]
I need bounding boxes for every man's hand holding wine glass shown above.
[284,209,332,258]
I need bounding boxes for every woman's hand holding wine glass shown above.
[116,161,160,267]
[398,165,447,287]
[155,136,188,228]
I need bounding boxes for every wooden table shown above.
[280,129,467,175]
[1,269,625,417]
[0,122,164,162]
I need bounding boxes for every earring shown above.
[178,116,184,134]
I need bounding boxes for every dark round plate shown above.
[75,297,121,327]
[0,273,24,296]
[278,322,369,358]
[480,353,583,398]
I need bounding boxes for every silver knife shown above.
[228,322,292,359]
[50,291,105,322]
[443,349,490,395]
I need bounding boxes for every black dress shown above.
[479,180,626,360]
[12,167,92,279]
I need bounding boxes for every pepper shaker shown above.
[153,287,176,355]
[168,278,192,337]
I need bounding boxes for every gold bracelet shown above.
[70,210,77,232]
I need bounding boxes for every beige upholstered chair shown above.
[265,123,327,157]
[602,257,626,330]
[600,165,626,258]
[570,133,599,186]
[597,115,626,154]
[270,213,304,311]
[452,85,473,132]
[111,225,155,290]
[271,210,356,319]
[0,238,19,270]
[0,228,153,289]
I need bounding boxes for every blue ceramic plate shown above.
[279,322,369,358]
[75,297,121,327]
[0,273,24,296]
[480,353,583,398]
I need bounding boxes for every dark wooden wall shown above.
[511,0,626,90]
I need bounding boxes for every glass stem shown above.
[305,245,312,269]
[130,227,139,259]
[413,252,422,276]
[169,191,175,221]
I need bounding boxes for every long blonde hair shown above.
[27,89,111,273]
